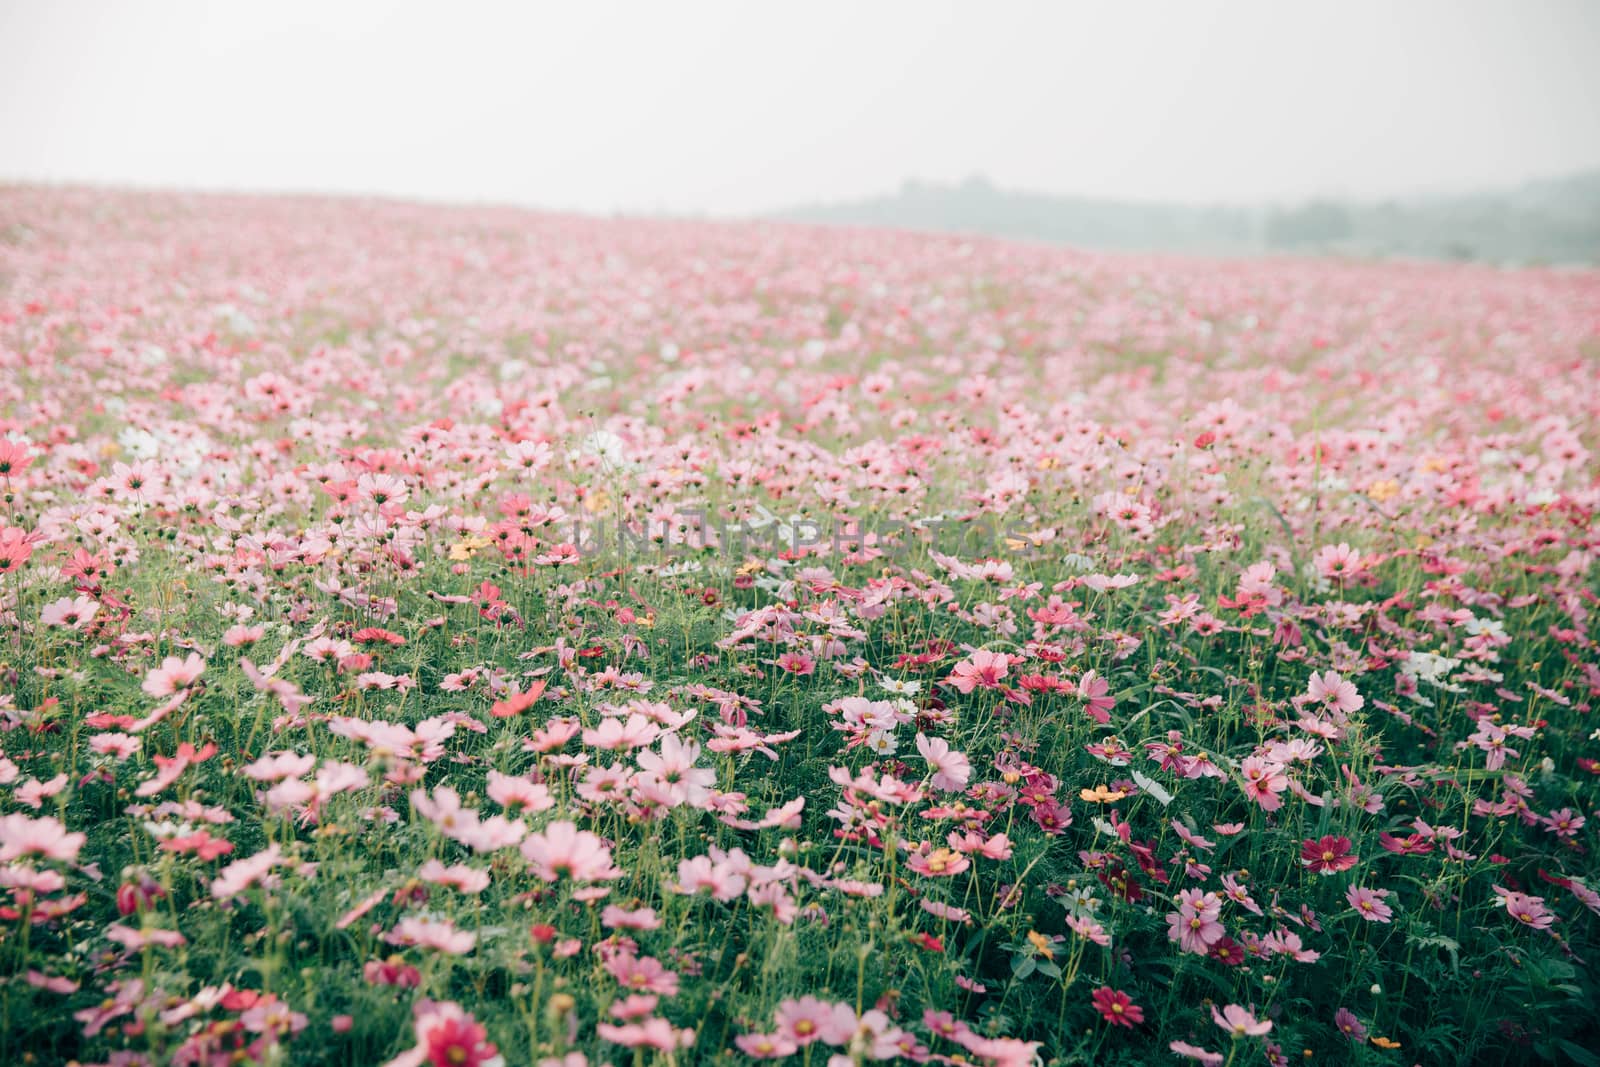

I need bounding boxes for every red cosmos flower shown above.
[1300,835,1358,874]
[490,680,547,718]
[1091,986,1144,1028]
[115,876,165,916]
[1378,832,1433,856]
[422,1008,500,1067]
[221,989,264,1012]
[161,830,235,861]
[1208,936,1246,966]
[353,626,406,646]
[364,959,422,988]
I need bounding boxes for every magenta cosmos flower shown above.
[1300,834,1358,874]
[381,1000,502,1067]
[1333,1007,1367,1042]
[1091,986,1144,1028]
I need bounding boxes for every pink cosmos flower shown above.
[25,970,79,994]
[1077,669,1115,723]
[916,733,972,792]
[1066,914,1111,946]
[14,774,66,809]
[106,924,187,950]
[0,813,87,863]
[635,734,716,808]
[211,844,285,900]
[0,525,36,574]
[0,440,35,477]
[775,651,815,675]
[921,900,972,924]
[594,1018,694,1050]
[906,844,971,878]
[959,1035,1041,1067]
[1307,670,1363,715]
[610,994,660,1021]
[601,905,661,930]
[604,952,680,996]
[1211,1003,1272,1036]
[1461,720,1518,770]
[239,997,308,1036]
[1239,756,1289,812]
[40,594,98,630]
[1492,886,1556,930]
[773,997,856,1046]
[1540,808,1585,838]
[243,752,318,782]
[141,652,206,697]
[674,852,749,900]
[417,860,491,894]
[1261,929,1320,963]
[222,623,267,646]
[1170,1040,1225,1066]
[946,649,1010,693]
[520,820,621,883]
[1166,887,1225,954]
[1345,884,1394,923]
[486,770,555,814]
[135,741,218,797]
[736,1033,799,1058]
[385,917,477,955]
[1313,542,1361,580]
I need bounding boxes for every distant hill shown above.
[772,172,1600,264]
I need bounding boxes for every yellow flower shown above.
[583,488,611,513]
[448,535,492,561]
[1079,784,1127,803]
[1367,479,1399,503]
[1370,1036,1401,1050]
[1026,930,1055,960]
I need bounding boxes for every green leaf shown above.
[1559,1040,1600,1067]
[1406,931,1461,974]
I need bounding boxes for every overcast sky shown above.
[2,0,1597,216]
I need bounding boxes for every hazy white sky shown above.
[2,0,1597,215]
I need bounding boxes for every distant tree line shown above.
[776,172,1600,264]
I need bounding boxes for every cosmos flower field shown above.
[1,186,1597,1067]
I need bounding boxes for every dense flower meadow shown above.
[0,186,1598,1067]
